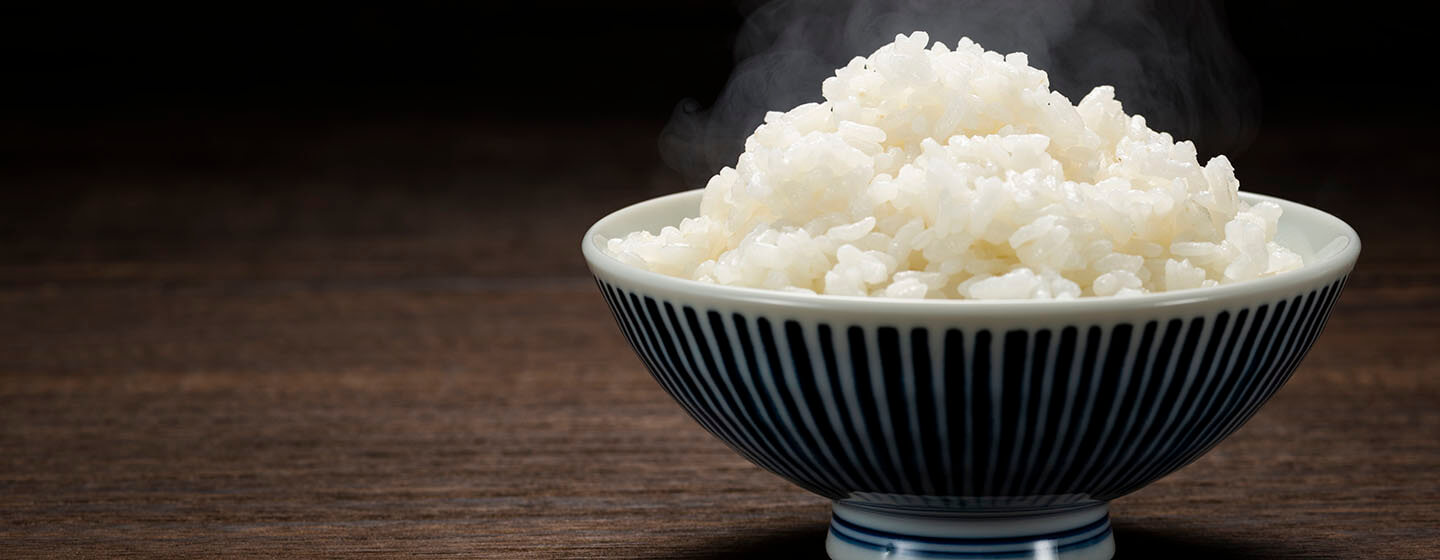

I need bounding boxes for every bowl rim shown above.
[581,189,1360,315]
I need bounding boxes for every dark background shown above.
[3,2,1431,256]
[0,3,1429,123]
[1,2,1430,235]
[0,3,1431,164]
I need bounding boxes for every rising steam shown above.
[660,0,1258,185]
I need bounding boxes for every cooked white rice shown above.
[603,32,1302,300]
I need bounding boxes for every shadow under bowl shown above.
[582,190,1360,560]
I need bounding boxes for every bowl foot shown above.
[826,501,1114,560]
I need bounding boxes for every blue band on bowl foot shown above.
[826,501,1115,559]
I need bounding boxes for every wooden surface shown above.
[1,118,1437,558]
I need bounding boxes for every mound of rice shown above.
[603,32,1302,299]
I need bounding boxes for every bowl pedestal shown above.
[826,501,1115,560]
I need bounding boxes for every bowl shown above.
[581,190,1359,560]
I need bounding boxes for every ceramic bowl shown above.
[581,190,1359,560]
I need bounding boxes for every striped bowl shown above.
[582,190,1359,560]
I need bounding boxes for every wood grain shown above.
[1,118,1436,558]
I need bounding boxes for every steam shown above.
[660,0,1258,185]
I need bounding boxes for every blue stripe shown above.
[1004,328,1049,496]
[1025,326,1077,496]
[593,274,1349,505]
[942,328,970,496]
[819,323,889,491]
[733,313,848,496]
[879,327,927,494]
[850,325,912,494]
[968,329,994,496]
[675,305,813,495]
[697,309,835,496]
[757,317,861,492]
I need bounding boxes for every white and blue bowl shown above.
[582,190,1359,560]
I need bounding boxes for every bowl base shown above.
[826,500,1114,560]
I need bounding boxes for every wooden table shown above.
[2,117,1436,558]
